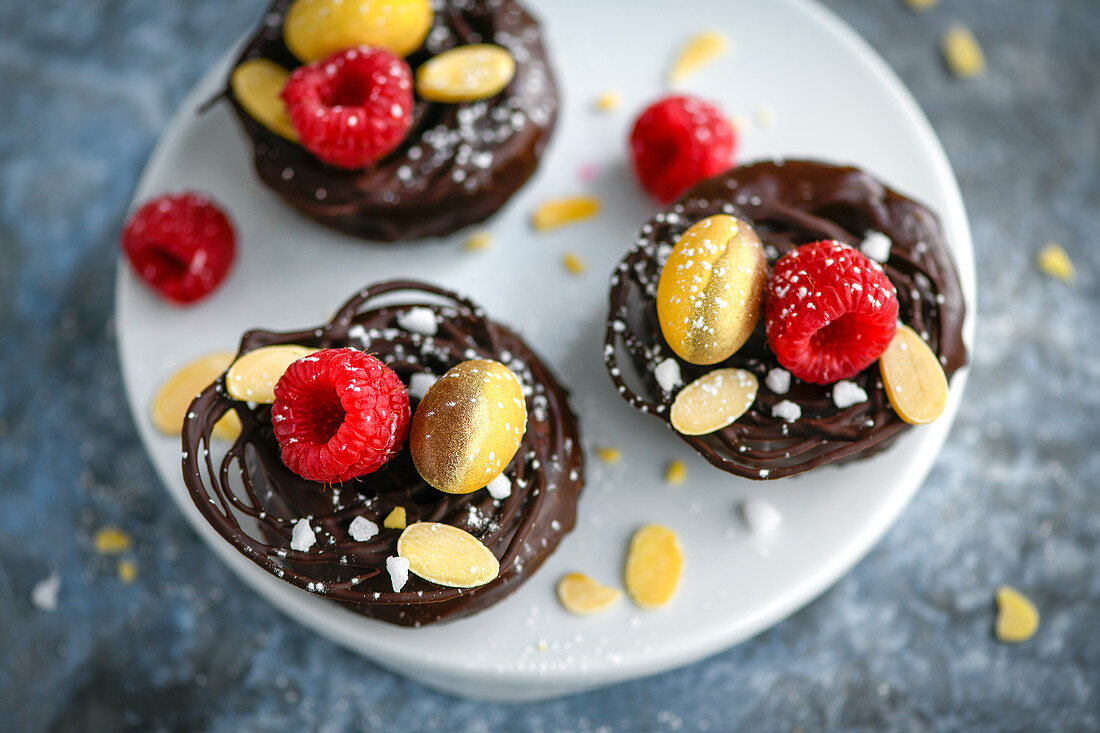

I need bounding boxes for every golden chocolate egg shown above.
[656,214,767,365]
[284,0,433,62]
[410,359,527,495]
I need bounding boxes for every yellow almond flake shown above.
[230,59,299,142]
[383,507,407,530]
[755,106,776,127]
[557,573,623,616]
[624,525,683,609]
[671,368,759,435]
[531,196,601,232]
[397,522,500,588]
[464,230,493,252]
[562,252,586,275]
[417,44,516,103]
[665,459,687,486]
[593,90,622,112]
[226,345,318,404]
[152,351,241,442]
[94,527,132,555]
[536,640,549,652]
[596,447,622,464]
[879,325,949,425]
[904,0,940,10]
[1037,243,1074,281]
[995,585,1039,643]
[117,560,138,585]
[668,30,729,84]
[942,25,985,79]
[731,114,750,132]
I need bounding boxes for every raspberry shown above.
[629,95,736,204]
[272,349,410,484]
[765,240,899,385]
[120,193,236,305]
[282,46,413,169]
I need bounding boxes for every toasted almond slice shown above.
[94,527,132,555]
[669,30,729,83]
[1037,243,1074,281]
[995,585,1039,643]
[152,351,241,441]
[226,345,318,403]
[562,252,586,275]
[117,560,138,585]
[531,196,601,231]
[665,460,687,486]
[596,447,622,464]
[879,325,948,425]
[230,59,299,141]
[593,90,622,112]
[624,525,683,609]
[670,368,758,435]
[397,522,499,588]
[557,573,623,615]
[942,25,985,79]
[383,507,407,530]
[464,230,493,252]
[416,44,516,103]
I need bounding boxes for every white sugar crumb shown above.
[397,307,438,336]
[486,473,512,500]
[290,518,316,552]
[765,368,791,394]
[771,399,802,422]
[348,516,379,542]
[408,372,438,400]
[655,358,683,392]
[387,556,410,592]
[833,380,869,409]
[31,571,61,612]
[861,231,892,262]
[741,499,782,536]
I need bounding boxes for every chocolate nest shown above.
[604,160,968,480]
[226,0,559,241]
[182,281,583,626]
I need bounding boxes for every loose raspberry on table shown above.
[629,95,736,204]
[765,240,899,385]
[272,348,411,484]
[282,46,414,169]
[120,192,236,305]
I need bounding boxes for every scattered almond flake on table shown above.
[754,106,775,127]
[1037,242,1074,281]
[557,573,623,616]
[832,380,869,409]
[596,447,622,464]
[386,556,411,592]
[665,459,687,486]
[942,24,985,78]
[408,372,438,400]
[486,473,512,500]
[654,358,682,393]
[562,252,586,275]
[995,585,1040,643]
[624,525,683,609]
[904,0,940,11]
[94,527,131,555]
[861,230,893,262]
[397,307,439,336]
[31,571,61,612]
[463,230,493,252]
[117,560,138,585]
[383,506,408,530]
[532,196,601,231]
[740,499,782,536]
[593,90,622,112]
[771,399,802,422]
[668,30,729,84]
[290,518,316,552]
[349,516,379,542]
[731,114,750,132]
[765,367,791,395]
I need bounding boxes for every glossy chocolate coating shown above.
[226,0,559,241]
[182,281,584,626]
[604,160,968,480]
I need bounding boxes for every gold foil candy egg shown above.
[409,359,527,495]
[656,214,767,365]
[283,0,434,62]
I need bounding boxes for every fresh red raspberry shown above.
[765,240,899,385]
[272,349,410,484]
[282,46,413,169]
[629,95,736,204]
[120,192,236,305]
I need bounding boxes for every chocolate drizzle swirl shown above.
[227,0,559,241]
[182,281,583,626]
[604,160,968,480]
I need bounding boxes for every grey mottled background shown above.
[1,0,1098,730]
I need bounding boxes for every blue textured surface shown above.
[2,0,1099,730]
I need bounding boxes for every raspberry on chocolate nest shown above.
[765,240,899,385]
[272,348,411,483]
